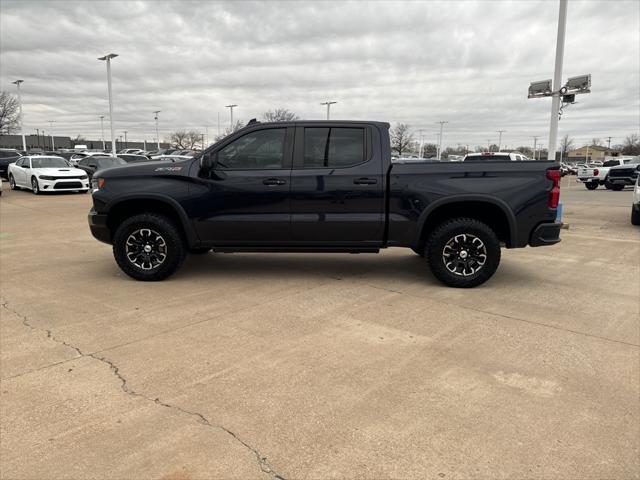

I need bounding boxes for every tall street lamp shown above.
[12,79,26,151]
[225,104,237,129]
[153,111,161,149]
[98,53,118,155]
[99,115,105,150]
[48,120,56,150]
[321,101,337,120]
[435,121,448,160]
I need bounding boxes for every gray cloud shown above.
[0,0,638,148]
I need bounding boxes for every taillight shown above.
[593,168,599,176]
[546,168,561,209]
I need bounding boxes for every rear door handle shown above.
[353,177,377,185]
[263,178,286,186]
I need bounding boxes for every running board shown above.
[212,246,381,254]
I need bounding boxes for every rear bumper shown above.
[88,209,111,244]
[529,222,562,247]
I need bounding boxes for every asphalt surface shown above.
[1,179,638,479]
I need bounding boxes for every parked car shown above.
[75,156,128,180]
[151,154,193,162]
[118,149,144,155]
[464,152,530,162]
[0,148,22,178]
[88,120,561,288]
[578,157,637,190]
[632,175,640,225]
[8,156,89,194]
[607,156,640,191]
[69,151,108,166]
[118,154,153,163]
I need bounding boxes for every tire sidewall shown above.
[31,177,39,194]
[112,214,185,281]
[426,218,501,288]
[9,174,16,190]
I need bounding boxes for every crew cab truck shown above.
[577,158,632,190]
[88,121,562,288]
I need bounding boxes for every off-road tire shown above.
[631,208,640,226]
[112,213,186,281]
[9,174,18,190]
[425,217,501,288]
[611,184,625,191]
[585,182,598,190]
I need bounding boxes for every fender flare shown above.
[105,193,199,246]
[416,195,517,247]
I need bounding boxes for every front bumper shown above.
[88,209,111,244]
[39,178,90,191]
[529,222,562,247]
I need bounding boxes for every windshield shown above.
[31,157,70,168]
[97,157,126,168]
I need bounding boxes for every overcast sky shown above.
[1,0,638,149]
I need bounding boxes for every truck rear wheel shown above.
[585,182,598,190]
[112,213,186,281]
[632,207,640,226]
[425,218,501,288]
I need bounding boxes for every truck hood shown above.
[94,158,196,179]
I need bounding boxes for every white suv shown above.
[464,152,531,162]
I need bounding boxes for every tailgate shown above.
[577,167,595,178]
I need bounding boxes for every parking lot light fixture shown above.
[497,130,506,152]
[98,53,118,156]
[153,111,161,149]
[436,121,448,160]
[12,79,26,151]
[321,101,337,120]
[225,105,237,128]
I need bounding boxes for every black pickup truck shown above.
[88,120,561,287]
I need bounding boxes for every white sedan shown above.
[8,156,90,194]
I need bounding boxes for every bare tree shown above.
[0,91,20,134]
[622,133,640,155]
[422,143,438,157]
[215,121,245,141]
[170,130,203,149]
[262,108,299,122]
[390,123,414,157]
[559,134,574,156]
[590,137,602,146]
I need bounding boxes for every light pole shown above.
[225,104,238,129]
[497,130,506,152]
[547,0,568,161]
[48,120,56,150]
[12,80,26,151]
[123,130,128,149]
[435,121,448,160]
[153,111,161,149]
[99,115,105,150]
[98,53,118,156]
[532,136,539,159]
[321,101,337,120]
[418,129,424,158]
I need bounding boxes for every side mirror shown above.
[201,152,215,172]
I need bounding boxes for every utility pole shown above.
[12,80,26,151]
[226,104,238,129]
[532,136,539,159]
[497,130,506,152]
[606,136,612,150]
[418,129,425,157]
[153,111,161,150]
[435,121,448,160]
[36,128,40,148]
[123,130,128,149]
[48,120,56,150]
[99,115,105,150]
[547,0,568,161]
[98,53,118,156]
[321,101,337,120]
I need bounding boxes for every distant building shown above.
[567,145,619,162]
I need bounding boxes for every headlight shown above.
[80,175,88,179]
[39,175,56,180]
[91,177,105,191]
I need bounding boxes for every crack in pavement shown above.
[1,300,287,480]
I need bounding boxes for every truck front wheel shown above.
[425,218,501,288]
[112,213,186,281]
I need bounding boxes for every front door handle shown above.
[353,177,377,185]
[263,178,286,186]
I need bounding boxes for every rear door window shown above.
[302,127,365,168]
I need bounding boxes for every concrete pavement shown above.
[1,185,638,479]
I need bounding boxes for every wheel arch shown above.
[105,194,199,247]
[416,196,517,248]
